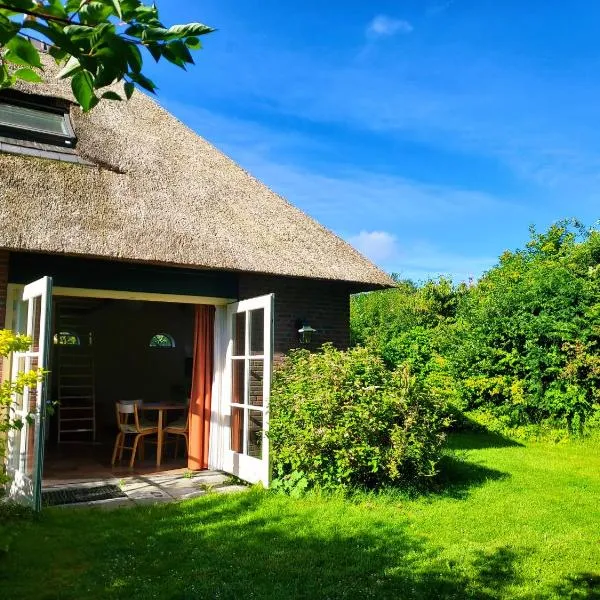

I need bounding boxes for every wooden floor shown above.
[43,439,188,484]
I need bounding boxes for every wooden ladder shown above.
[55,300,97,444]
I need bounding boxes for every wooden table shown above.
[142,402,187,467]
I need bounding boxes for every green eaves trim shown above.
[8,252,238,299]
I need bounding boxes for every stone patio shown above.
[42,469,249,508]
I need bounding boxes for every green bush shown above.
[450,221,600,430]
[350,220,600,433]
[269,344,449,494]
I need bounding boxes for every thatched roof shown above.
[0,56,393,288]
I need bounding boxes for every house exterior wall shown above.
[1,252,354,370]
[239,273,351,358]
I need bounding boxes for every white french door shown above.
[6,277,53,511]
[222,294,273,486]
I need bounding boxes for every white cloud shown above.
[366,15,413,38]
[348,231,399,264]
[347,233,495,282]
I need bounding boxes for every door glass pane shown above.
[14,298,27,335]
[27,356,39,414]
[30,297,41,352]
[249,308,264,355]
[249,359,264,407]
[248,410,263,459]
[233,312,245,356]
[24,396,37,476]
[7,425,21,472]
[13,355,26,411]
[231,407,244,453]
[231,359,245,405]
[24,356,39,476]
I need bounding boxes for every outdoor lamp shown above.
[297,323,317,345]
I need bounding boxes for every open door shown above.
[6,276,53,511]
[223,294,273,486]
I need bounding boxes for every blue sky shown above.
[145,1,599,282]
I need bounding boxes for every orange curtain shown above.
[188,305,215,470]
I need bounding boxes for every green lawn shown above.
[2,433,600,599]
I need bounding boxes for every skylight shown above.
[0,97,76,148]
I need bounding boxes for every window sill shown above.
[0,136,94,166]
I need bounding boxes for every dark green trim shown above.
[9,252,238,299]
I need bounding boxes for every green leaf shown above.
[78,2,113,25]
[0,64,10,87]
[48,46,68,62]
[45,0,69,19]
[141,26,169,42]
[123,81,134,99]
[65,0,84,11]
[0,16,20,45]
[1,0,35,10]
[166,23,214,38]
[102,90,122,101]
[57,56,81,79]
[63,24,96,42]
[129,72,156,93]
[13,67,42,83]
[126,43,142,73]
[71,70,97,111]
[93,61,120,88]
[123,24,143,38]
[166,40,193,65]
[146,43,162,62]
[185,36,202,50]
[111,0,122,19]
[5,35,42,68]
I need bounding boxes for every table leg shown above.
[157,409,164,467]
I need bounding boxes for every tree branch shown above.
[0,3,74,25]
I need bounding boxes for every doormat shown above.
[42,484,127,507]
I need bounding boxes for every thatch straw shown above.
[0,57,393,287]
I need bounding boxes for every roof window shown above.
[0,92,76,149]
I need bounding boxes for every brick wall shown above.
[239,273,352,358]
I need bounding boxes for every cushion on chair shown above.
[165,418,187,432]
[119,422,158,434]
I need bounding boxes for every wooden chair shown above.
[111,400,159,468]
[164,411,189,459]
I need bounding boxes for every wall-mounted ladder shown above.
[55,300,96,443]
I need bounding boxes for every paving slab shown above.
[43,470,248,508]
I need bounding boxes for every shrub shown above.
[269,344,449,494]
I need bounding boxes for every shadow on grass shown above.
[430,454,509,499]
[1,491,533,600]
[552,573,600,599]
[446,431,524,451]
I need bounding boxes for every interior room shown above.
[43,296,195,480]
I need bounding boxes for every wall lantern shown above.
[296,321,317,345]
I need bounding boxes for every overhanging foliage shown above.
[0,1,213,110]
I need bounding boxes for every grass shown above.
[1,432,600,599]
